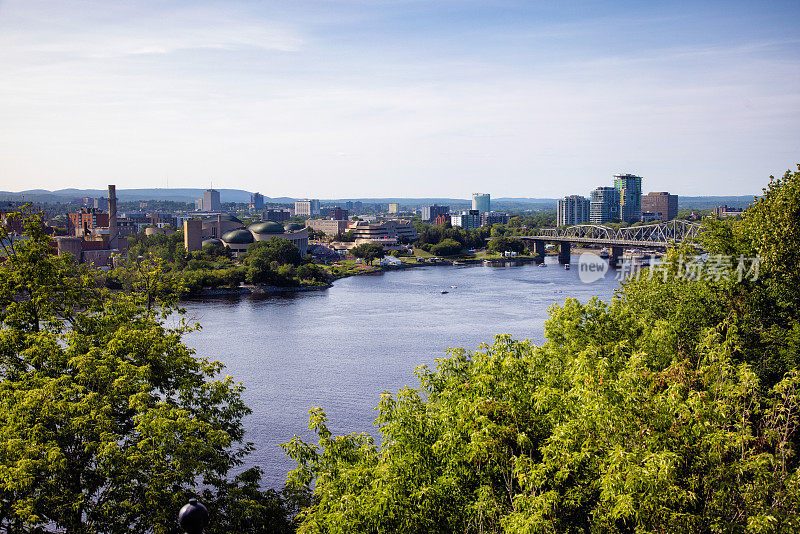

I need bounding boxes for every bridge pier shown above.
[558,241,571,264]
[608,246,623,268]
[532,240,545,263]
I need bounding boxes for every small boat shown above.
[441,290,449,294]
[564,264,570,270]
[539,263,547,268]
[450,285,457,288]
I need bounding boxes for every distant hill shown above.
[677,196,757,209]
[0,189,756,211]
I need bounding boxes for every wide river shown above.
[182,257,621,488]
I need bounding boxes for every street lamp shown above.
[178,499,209,534]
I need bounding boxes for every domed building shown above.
[201,237,225,248]
[217,221,309,258]
[220,228,255,256]
[202,214,244,239]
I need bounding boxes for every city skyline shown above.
[1,1,798,197]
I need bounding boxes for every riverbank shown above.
[181,253,544,299]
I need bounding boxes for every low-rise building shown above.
[306,219,349,236]
[712,205,745,218]
[68,207,109,236]
[349,220,418,242]
[263,208,292,222]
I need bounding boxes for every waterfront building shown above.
[221,222,309,258]
[249,192,264,211]
[306,219,349,236]
[613,174,642,222]
[481,211,509,227]
[451,209,481,229]
[472,193,490,213]
[294,199,320,216]
[641,191,678,221]
[422,204,449,222]
[590,187,620,224]
[558,195,590,226]
[202,189,221,212]
[349,220,418,242]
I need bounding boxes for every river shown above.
[181,257,621,488]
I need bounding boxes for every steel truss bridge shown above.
[520,220,703,248]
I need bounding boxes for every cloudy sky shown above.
[0,0,798,198]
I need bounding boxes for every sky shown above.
[0,0,798,198]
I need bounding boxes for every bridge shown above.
[517,220,703,265]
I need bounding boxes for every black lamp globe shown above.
[178,499,209,534]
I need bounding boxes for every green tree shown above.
[350,243,385,265]
[248,238,302,266]
[487,236,525,255]
[0,212,291,533]
[430,238,463,257]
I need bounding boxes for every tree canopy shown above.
[349,243,385,265]
[0,214,299,533]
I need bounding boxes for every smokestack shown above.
[108,184,118,249]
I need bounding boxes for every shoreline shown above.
[181,254,544,299]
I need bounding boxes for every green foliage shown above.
[0,213,295,533]
[349,243,385,265]
[487,236,525,255]
[248,238,303,267]
[283,167,800,532]
[431,238,464,257]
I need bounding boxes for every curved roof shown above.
[202,238,225,247]
[221,229,254,244]
[284,222,303,232]
[203,213,243,224]
[248,221,285,234]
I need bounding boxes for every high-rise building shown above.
[472,193,490,213]
[294,199,320,217]
[558,195,590,226]
[249,192,264,211]
[451,210,481,229]
[202,189,221,212]
[590,187,620,224]
[481,212,509,227]
[328,207,349,220]
[641,192,678,221]
[422,204,450,222]
[613,174,642,222]
[388,203,400,214]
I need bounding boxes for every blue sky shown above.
[0,0,798,198]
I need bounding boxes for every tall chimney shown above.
[108,184,118,249]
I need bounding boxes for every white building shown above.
[557,195,590,226]
[451,210,481,230]
[472,193,490,213]
[294,199,320,216]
